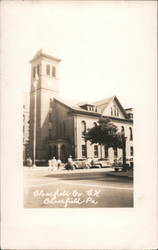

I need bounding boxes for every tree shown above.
[84,118,127,166]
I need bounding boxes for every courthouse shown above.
[28,50,133,163]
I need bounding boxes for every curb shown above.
[106,173,133,179]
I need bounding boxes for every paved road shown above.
[24,168,133,208]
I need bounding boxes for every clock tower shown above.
[29,50,61,160]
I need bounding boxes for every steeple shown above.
[30,49,61,96]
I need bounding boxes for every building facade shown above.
[29,50,133,163]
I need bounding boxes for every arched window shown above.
[121,126,125,135]
[81,121,86,134]
[114,106,117,116]
[52,66,56,77]
[129,127,133,140]
[46,64,50,75]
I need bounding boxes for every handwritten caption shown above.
[33,189,101,207]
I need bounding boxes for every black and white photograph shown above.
[1,0,157,249]
[23,49,134,208]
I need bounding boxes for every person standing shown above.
[57,159,62,170]
[67,155,74,170]
[51,157,57,171]
[48,159,52,171]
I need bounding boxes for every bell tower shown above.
[29,49,61,161]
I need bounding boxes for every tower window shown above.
[46,64,50,75]
[130,146,133,156]
[52,66,56,77]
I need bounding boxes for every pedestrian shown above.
[57,159,62,170]
[51,157,57,171]
[67,155,74,170]
[48,159,52,171]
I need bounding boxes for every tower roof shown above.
[29,49,61,63]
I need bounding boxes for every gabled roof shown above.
[93,96,115,113]
[54,97,101,116]
[54,95,129,119]
[93,95,129,119]
[30,49,61,63]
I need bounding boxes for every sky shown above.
[1,1,157,108]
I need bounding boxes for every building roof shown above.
[54,97,101,116]
[54,94,130,119]
[29,49,61,63]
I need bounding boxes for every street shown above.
[24,168,133,208]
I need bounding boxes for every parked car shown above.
[112,157,133,172]
[65,158,91,170]
[90,158,112,168]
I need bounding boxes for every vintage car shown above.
[90,158,113,168]
[112,157,133,172]
[65,158,91,170]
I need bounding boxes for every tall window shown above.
[94,145,98,158]
[129,127,133,140]
[104,146,109,159]
[114,105,117,116]
[121,126,125,135]
[114,148,118,158]
[130,146,133,156]
[82,144,87,158]
[52,66,56,77]
[46,64,50,75]
[81,121,86,134]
